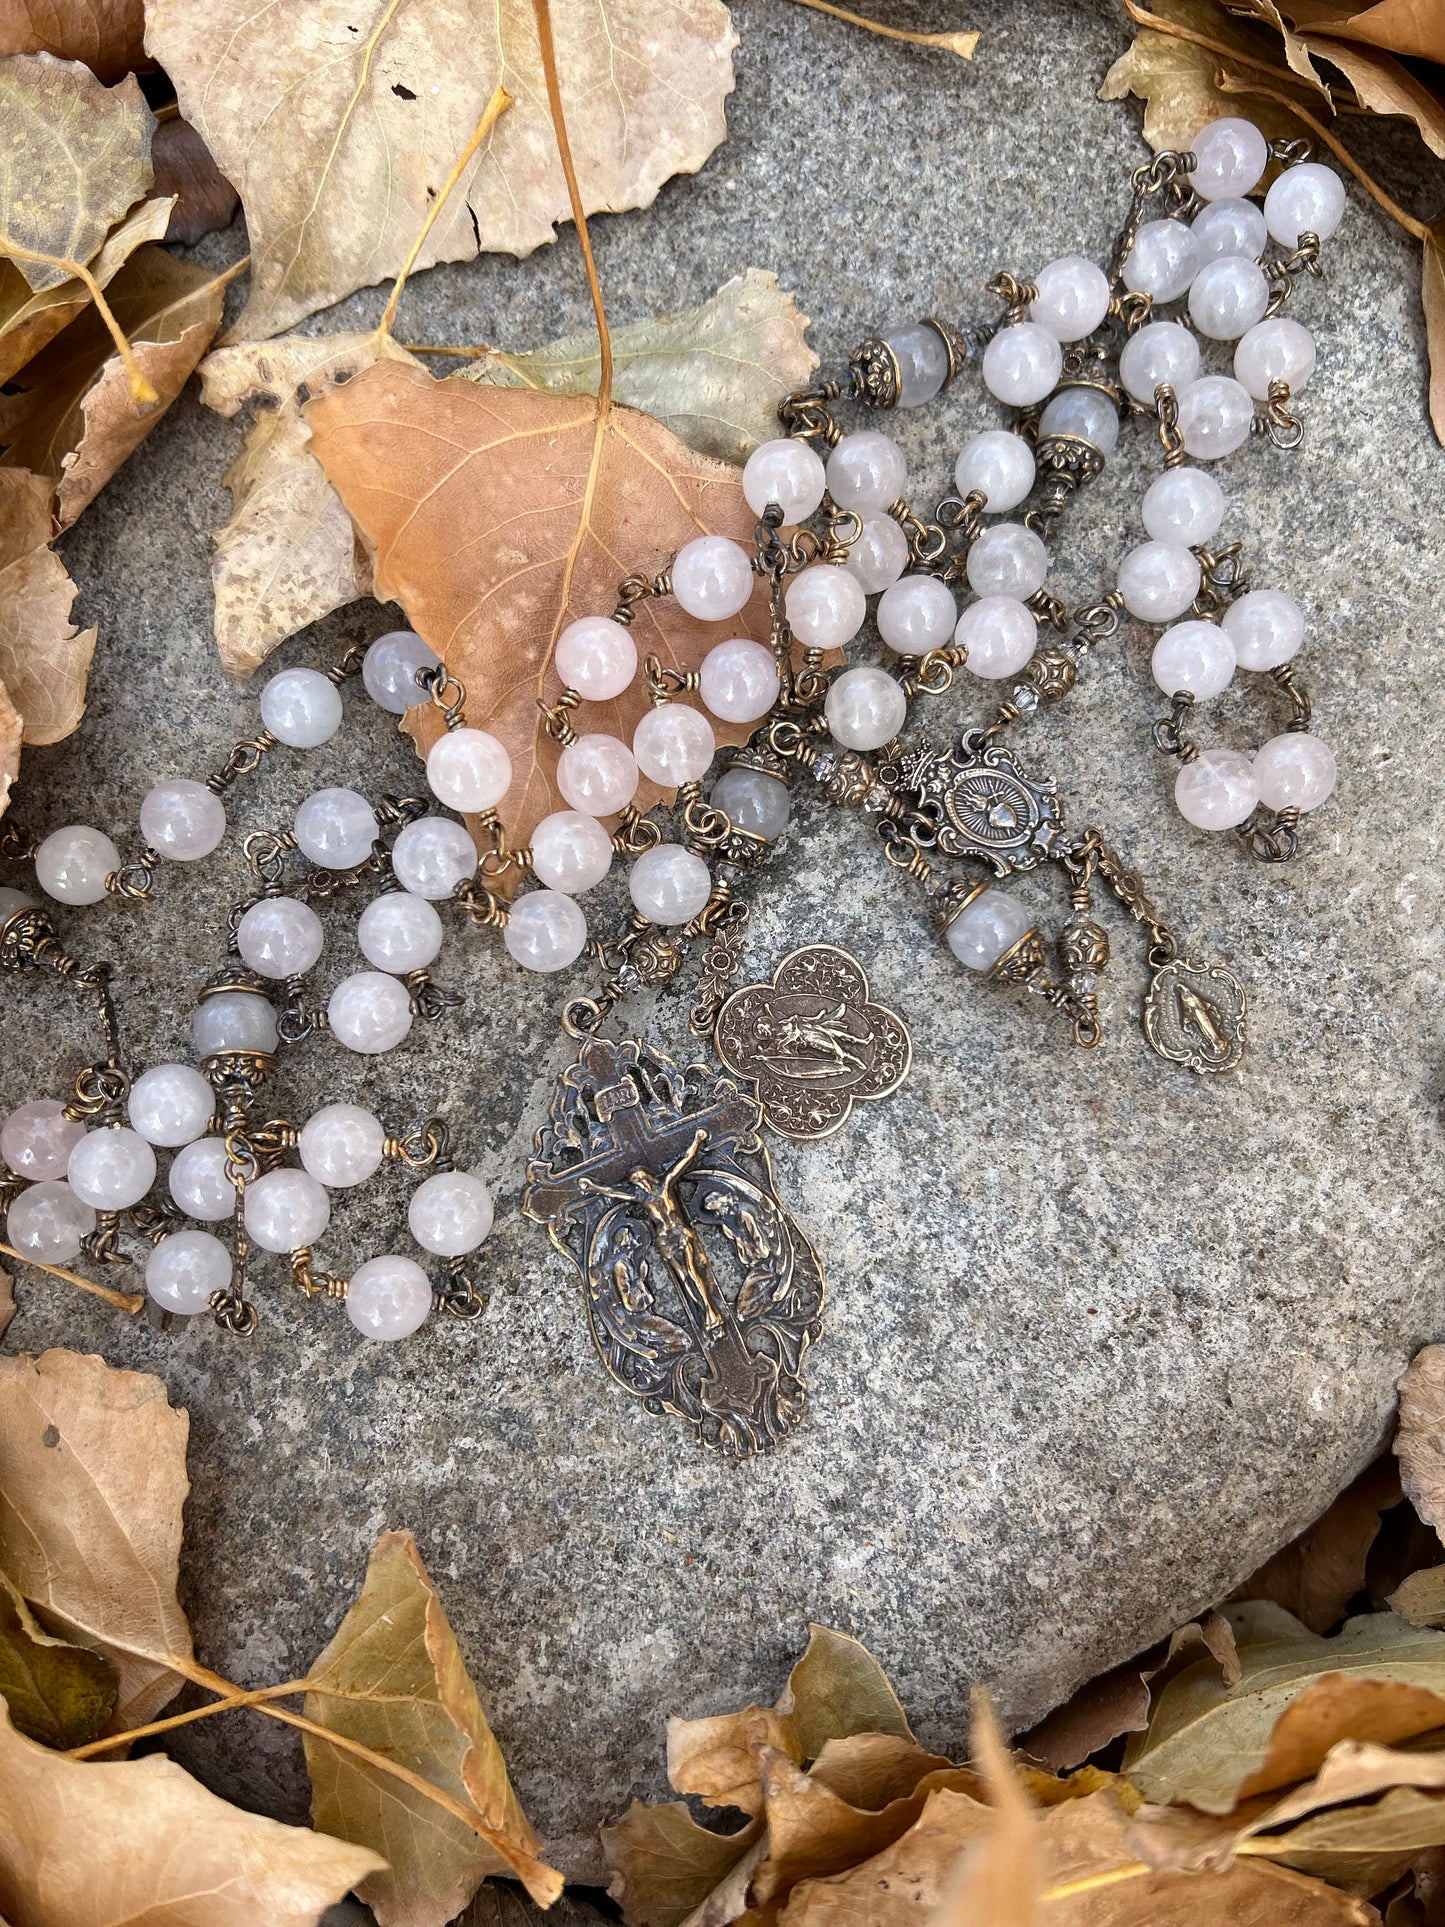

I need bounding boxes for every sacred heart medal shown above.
[521,1033,825,1459]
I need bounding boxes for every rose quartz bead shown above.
[633,703,715,785]
[1235,318,1315,401]
[966,524,1047,601]
[529,811,614,894]
[1152,619,1237,700]
[1029,256,1111,342]
[1118,542,1202,623]
[843,515,910,593]
[556,734,639,816]
[955,598,1037,680]
[1175,748,1259,829]
[1222,590,1305,671]
[825,431,907,513]
[1188,117,1268,201]
[1,1100,84,1180]
[742,438,826,520]
[555,617,637,701]
[671,537,754,621]
[784,565,866,650]
[425,729,511,813]
[1254,732,1336,812]
[981,323,1062,406]
[699,639,779,722]
[877,575,957,657]
[503,890,587,972]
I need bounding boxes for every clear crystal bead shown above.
[1012,685,1041,714]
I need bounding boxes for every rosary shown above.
[0,119,1343,1458]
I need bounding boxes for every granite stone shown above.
[3,0,1445,1890]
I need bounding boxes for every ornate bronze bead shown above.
[847,336,902,410]
[1059,918,1110,975]
[1023,648,1079,704]
[629,930,686,986]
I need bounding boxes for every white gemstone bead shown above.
[947,888,1034,972]
[425,729,512,813]
[1152,619,1237,700]
[633,703,716,785]
[244,1166,330,1253]
[235,896,324,979]
[555,617,637,701]
[362,630,438,713]
[955,597,1038,680]
[1175,748,1259,829]
[1222,589,1305,670]
[127,1064,214,1148]
[671,536,754,621]
[877,575,957,657]
[390,816,477,898]
[1188,255,1270,340]
[67,1127,156,1210]
[1192,197,1268,265]
[824,665,906,751]
[35,825,119,905]
[628,844,712,926]
[555,733,639,817]
[1141,467,1226,547]
[328,971,413,1053]
[1037,386,1119,455]
[966,523,1048,601]
[888,321,952,405]
[981,322,1063,406]
[710,766,791,840]
[1,1101,84,1181]
[1122,220,1199,302]
[146,1230,230,1313]
[954,431,1035,511]
[1177,376,1255,459]
[358,891,444,971]
[825,431,907,513]
[843,515,910,593]
[192,989,278,1057]
[259,667,343,748]
[1254,731,1337,811]
[7,1180,94,1262]
[347,1254,432,1340]
[1189,116,1268,201]
[699,639,779,723]
[1235,318,1316,401]
[0,886,36,925]
[1118,320,1200,407]
[293,787,376,870]
[1119,542,1203,623]
[742,437,827,518]
[140,780,226,863]
[504,890,588,972]
[529,812,613,895]
[168,1136,235,1222]
[299,1103,386,1187]
[784,564,867,650]
[408,1169,494,1256]
[1264,161,1346,247]
[1029,255,1111,342]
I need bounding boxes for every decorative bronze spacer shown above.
[0,901,59,971]
[932,876,990,932]
[196,965,274,1002]
[921,317,971,386]
[1021,648,1079,704]
[987,926,1048,988]
[848,336,902,410]
[1059,918,1110,976]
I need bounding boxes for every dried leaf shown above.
[778,1625,916,1763]
[1285,0,1445,64]
[1126,1602,1445,1813]
[668,1705,802,1817]
[1392,1569,1445,1630]
[603,1801,761,1927]
[1301,32,1445,156]
[148,0,740,342]
[776,1786,992,1926]
[0,1348,191,1732]
[308,361,777,853]
[0,243,227,527]
[806,1734,958,1810]
[199,330,418,673]
[1422,228,1445,449]
[1400,1348,1445,1534]
[0,1567,116,1747]
[150,114,239,247]
[0,0,147,83]
[0,467,96,744]
[466,270,817,465]
[1099,0,1320,152]
[0,680,18,816]
[0,53,154,292]
[303,1529,559,1926]
[1234,1457,1403,1635]
[0,194,171,386]
[933,1690,1041,1927]
[0,1693,384,1924]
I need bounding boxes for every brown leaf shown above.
[775,1786,992,1926]
[0,0,147,83]
[0,1348,191,1732]
[0,194,171,386]
[0,467,95,744]
[199,331,418,674]
[0,1693,385,1924]
[303,1529,559,1926]
[0,243,226,527]
[779,1626,916,1763]
[669,1706,802,1817]
[933,1689,1042,1927]
[147,0,740,342]
[1234,1457,1403,1634]
[1099,0,1320,153]
[0,680,19,816]
[1422,228,1445,449]
[308,361,778,855]
[602,1800,761,1927]
[806,1734,958,1810]
[1301,31,1445,156]
[0,54,154,292]
[0,1566,117,1747]
[150,114,239,247]
[1285,0,1445,64]
[1400,1348,1445,1535]
[1392,1569,1445,1629]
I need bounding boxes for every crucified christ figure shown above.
[579,1128,731,1338]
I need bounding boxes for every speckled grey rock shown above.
[4,0,1445,1890]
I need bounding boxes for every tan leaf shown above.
[933,1689,1041,1927]
[806,1734,959,1811]
[0,53,153,292]
[778,1625,915,1763]
[1422,229,1445,450]
[1233,1456,1402,1635]
[308,361,779,855]
[0,193,172,386]
[150,114,238,247]
[1284,0,1445,64]
[147,0,740,342]
[0,0,147,83]
[466,270,817,465]
[0,1693,384,1924]
[0,243,226,527]
[775,1786,992,1926]
[1399,1347,1445,1534]
[669,1705,803,1816]
[1125,1601,1445,1813]
[602,1799,761,1927]
[0,677,18,815]
[1391,1567,1445,1629]
[303,1529,560,1926]
[199,329,419,674]
[0,468,96,745]
[1098,0,1320,152]
[0,1348,191,1732]
[0,1566,117,1747]
[1301,31,1445,155]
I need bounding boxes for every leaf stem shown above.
[783,0,979,58]
[399,341,494,358]
[532,0,612,416]
[1120,2,1319,93]
[1041,1860,1152,1902]
[0,1241,144,1314]
[0,240,159,405]
[67,1676,316,1757]
[376,85,513,341]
